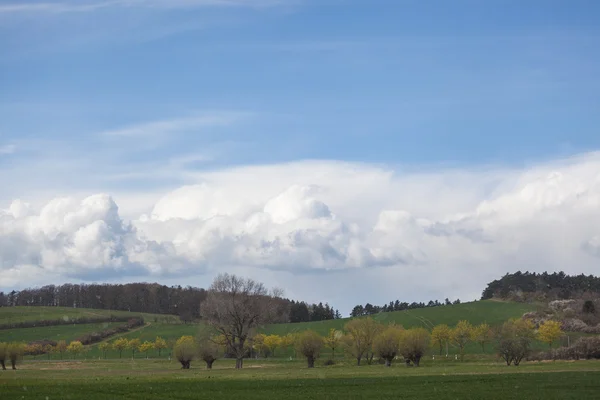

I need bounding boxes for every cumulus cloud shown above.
[2,152,600,310]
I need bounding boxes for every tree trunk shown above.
[385,358,391,367]
[10,359,16,370]
[235,357,243,369]
[356,357,361,366]
[0,360,6,370]
[414,356,421,367]
[439,343,442,355]
[445,341,448,357]
[206,360,214,369]
[307,356,315,368]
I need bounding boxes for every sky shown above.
[1,0,600,314]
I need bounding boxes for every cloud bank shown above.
[2,153,600,310]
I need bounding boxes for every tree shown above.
[112,338,128,359]
[495,318,535,366]
[431,324,451,356]
[99,342,111,359]
[7,343,24,369]
[128,339,141,359]
[373,325,403,367]
[263,335,282,357]
[537,320,563,348]
[196,329,220,369]
[0,342,7,370]
[200,274,283,369]
[473,323,493,352]
[295,330,323,368]
[43,344,54,360]
[56,340,67,360]
[252,333,268,358]
[67,341,83,359]
[324,329,343,361]
[140,341,154,358]
[174,336,196,369]
[451,320,473,361]
[583,300,596,315]
[399,328,429,367]
[344,317,383,366]
[280,333,294,351]
[154,336,168,357]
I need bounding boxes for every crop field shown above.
[1,358,599,399]
[0,306,164,325]
[0,322,123,344]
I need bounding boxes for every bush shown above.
[323,359,335,366]
[530,337,600,361]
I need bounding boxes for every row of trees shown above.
[481,271,600,301]
[101,337,169,359]
[350,298,461,317]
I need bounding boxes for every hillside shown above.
[0,306,166,325]
[263,300,537,336]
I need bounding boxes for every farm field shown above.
[0,306,165,325]
[0,322,123,344]
[0,301,546,360]
[0,358,599,399]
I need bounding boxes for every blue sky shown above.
[1,0,600,308]
[2,0,599,176]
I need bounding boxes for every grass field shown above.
[0,306,165,325]
[1,301,543,359]
[0,322,123,343]
[0,358,599,399]
[264,300,537,336]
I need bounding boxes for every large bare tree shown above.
[200,274,283,369]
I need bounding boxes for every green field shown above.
[0,358,599,399]
[264,300,537,336]
[0,322,123,344]
[0,306,165,325]
[0,301,542,359]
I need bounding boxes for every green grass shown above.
[0,322,123,344]
[264,300,537,336]
[2,300,540,359]
[1,358,599,399]
[0,306,167,325]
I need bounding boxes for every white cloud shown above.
[2,152,600,310]
[99,112,251,138]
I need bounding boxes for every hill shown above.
[0,306,166,325]
[262,300,536,336]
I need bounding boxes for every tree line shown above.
[289,301,341,322]
[0,283,207,320]
[481,271,600,301]
[350,298,461,317]
[0,283,340,324]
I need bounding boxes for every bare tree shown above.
[200,274,282,369]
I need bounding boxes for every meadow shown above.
[1,357,599,399]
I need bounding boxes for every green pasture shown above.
[0,358,599,399]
